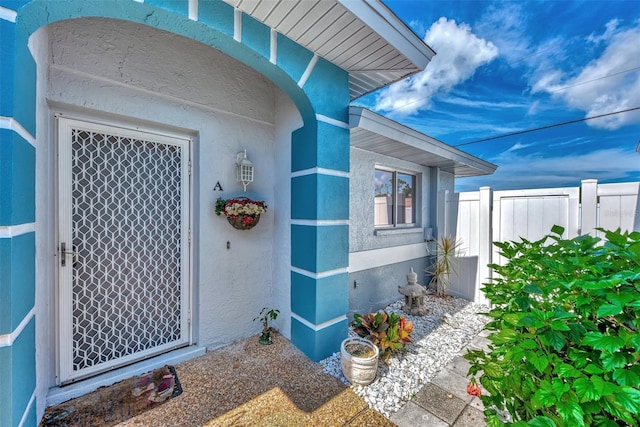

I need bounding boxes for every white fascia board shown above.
[338,0,435,70]
[350,107,497,174]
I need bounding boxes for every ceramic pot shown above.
[340,337,379,385]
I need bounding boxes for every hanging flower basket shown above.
[227,214,261,230]
[215,197,267,231]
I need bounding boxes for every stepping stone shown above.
[390,401,448,427]
[412,383,467,425]
[453,405,486,427]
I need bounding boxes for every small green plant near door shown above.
[465,226,640,426]
[253,307,279,345]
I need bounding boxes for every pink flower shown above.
[467,379,482,397]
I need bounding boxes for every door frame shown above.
[56,114,194,384]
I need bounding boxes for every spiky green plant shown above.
[427,235,463,296]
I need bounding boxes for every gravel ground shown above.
[117,328,393,426]
[320,294,490,418]
[50,293,487,426]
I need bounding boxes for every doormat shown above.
[40,365,182,427]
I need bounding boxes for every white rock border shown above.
[320,295,490,417]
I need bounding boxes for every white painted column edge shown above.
[233,8,242,42]
[291,313,347,332]
[291,266,348,279]
[18,390,37,427]
[291,167,349,179]
[188,0,198,20]
[0,116,36,147]
[0,308,35,347]
[316,114,349,129]
[0,6,17,22]
[298,54,319,88]
[270,29,277,64]
[0,223,36,238]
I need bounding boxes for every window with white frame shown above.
[374,168,416,227]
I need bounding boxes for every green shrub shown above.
[352,310,414,363]
[465,226,640,426]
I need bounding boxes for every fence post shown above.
[477,186,493,304]
[581,179,598,236]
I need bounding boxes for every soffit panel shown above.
[224,0,434,99]
[287,3,341,41]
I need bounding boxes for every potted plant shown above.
[341,310,414,385]
[352,310,414,363]
[340,337,379,386]
[253,307,279,345]
[426,235,462,296]
[215,196,267,230]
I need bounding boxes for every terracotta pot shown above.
[226,214,260,230]
[340,337,379,385]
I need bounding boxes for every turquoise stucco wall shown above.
[1,0,349,423]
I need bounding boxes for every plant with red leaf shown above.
[352,310,414,363]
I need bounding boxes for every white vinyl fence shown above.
[437,179,640,304]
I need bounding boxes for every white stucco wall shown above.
[30,24,56,419]
[32,17,299,395]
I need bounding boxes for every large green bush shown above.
[465,226,640,426]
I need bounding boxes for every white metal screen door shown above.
[57,117,191,384]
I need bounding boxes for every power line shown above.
[384,65,640,115]
[453,106,640,147]
[547,65,640,93]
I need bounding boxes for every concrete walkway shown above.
[389,330,491,426]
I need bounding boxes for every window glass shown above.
[374,169,393,226]
[397,173,415,224]
[374,168,416,227]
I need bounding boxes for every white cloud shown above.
[587,18,622,44]
[474,2,530,66]
[506,142,532,152]
[457,148,640,191]
[527,100,541,116]
[400,112,523,141]
[532,21,640,130]
[439,95,525,110]
[374,17,498,116]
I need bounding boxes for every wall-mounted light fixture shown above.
[236,149,254,191]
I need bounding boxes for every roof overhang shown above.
[350,107,498,177]
[223,0,435,100]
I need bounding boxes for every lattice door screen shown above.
[58,117,191,383]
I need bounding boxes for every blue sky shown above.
[355,1,640,191]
